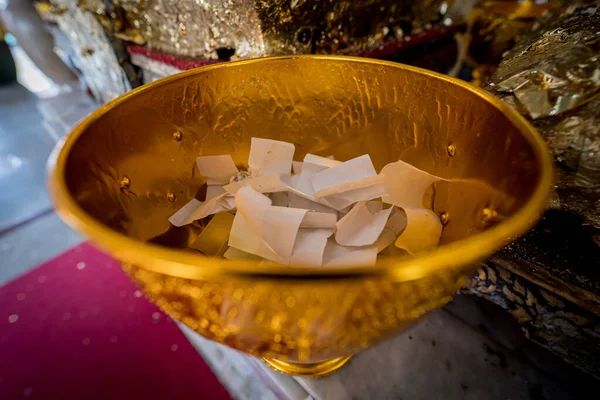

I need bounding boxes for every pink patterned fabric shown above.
[0,243,231,400]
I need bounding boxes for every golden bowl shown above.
[49,56,552,377]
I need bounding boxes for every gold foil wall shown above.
[255,0,448,55]
[115,0,265,59]
[51,0,132,102]
[114,0,448,59]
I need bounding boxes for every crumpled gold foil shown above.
[487,5,600,207]
[112,0,449,59]
[464,1,558,87]
[493,42,600,119]
[255,0,448,56]
[487,9,600,120]
[51,0,132,103]
[114,0,265,59]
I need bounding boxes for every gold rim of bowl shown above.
[48,55,554,282]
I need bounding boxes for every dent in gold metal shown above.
[49,56,552,375]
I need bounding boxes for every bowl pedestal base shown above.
[262,356,352,378]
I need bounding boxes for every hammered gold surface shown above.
[50,57,552,365]
[123,263,470,362]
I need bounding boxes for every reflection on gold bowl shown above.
[49,56,552,377]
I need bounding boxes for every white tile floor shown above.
[0,82,84,285]
[0,47,87,286]
[181,305,592,400]
[0,211,82,285]
[0,58,82,286]
[0,83,56,232]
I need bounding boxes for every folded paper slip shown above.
[318,177,387,211]
[303,153,342,168]
[290,228,333,267]
[168,194,236,227]
[196,155,239,185]
[311,154,377,197]
[248,137,295,176]
[229,187,308,264]
[381,160,444,208]
[335,201,394,247]
[223,174,288,194]
[376,208,408,253]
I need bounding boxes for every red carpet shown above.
[0,243,231,400]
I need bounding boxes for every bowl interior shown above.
[60,57,543,259]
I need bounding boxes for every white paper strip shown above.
[290,228,333,266]
[377,229,397,253]
[303,153,342,168]
[334,201,394,246]
[261,206,308,264]
[169,193,236,227]
[288,192,338,214]
[248,137,295,176]
[229,187,308,264]
[293,162,328,196]
[223,174,288,194]
[314,174,383,198]
[206,185,226,201]
[311,154,377,196]
[337,207,351,223]
[229,212,281,262]
[290,174,301,188]
[196,155,239,185]
[394,208,442,255]
[288,161,339,213]
[224,196,236,209]
[270,191,290,207]
[288,186,366,213]
[385,207,407,234]
[300,211,337,229]
[228,186,282,262]
[292,161,303,175]
[232,186,271,231]
[321,179,388,210]
[323,238,378,267]
[381,160,444,208]
[376,208,408,253]
[366,200,383,213]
